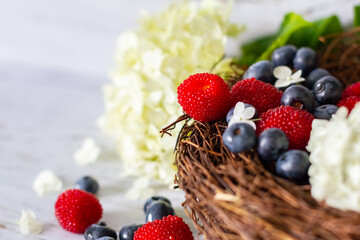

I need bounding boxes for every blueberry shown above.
[119,224,142,240]
[276,150,310,185]
[74,176,99,194]
[97,237,115,240]
[222,123,256,153]
[143,196,171,212]
[304,68,330,89]
[271,45,297,67]
[280,85,314,112]
[145,200,175,222]
[84,222,117,240]
[293,47,317,77]
[312,76,342,104]
[243,60,275,84]
[257,128,289,163]
[313,104,338,120]
[226,103,258,123]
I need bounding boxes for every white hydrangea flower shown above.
[32,170,63,196]
[74,138,101,166]
[274,66,305,88]
[228,102,256,130]
[98,0,243,196]
[307,103,360,211]
[18,210,43,235]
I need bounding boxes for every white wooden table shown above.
[0,0,356,239]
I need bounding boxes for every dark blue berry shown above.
[226,103,258,123]
[276,150,310,185]
[143,196,171,212]
[222,123,256,153]
[304,68,330,89]
[243,60,275,84]
[271,45,297,67]
[281,85,314,112]
[257,128,289,163]
[312,76,343,104]
[74,176,99,194]
[313,104,338,120]
[84,222,117,240]
[97,237,115,240]
[119,224,142,240]
[293,47,317,77]
[145,200,175,222]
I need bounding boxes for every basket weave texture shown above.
[173,29,360,240]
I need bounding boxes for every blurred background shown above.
[0,0,357,239]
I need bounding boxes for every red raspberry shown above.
[342,82,360,99]
[257,106,314,150]
[55,189,102,233]
[337,96,360,113]
[134,215,193,240]
[231,78,283,114]
[177,73,232,122]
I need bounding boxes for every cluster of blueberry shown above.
[222,45,346,185]
[82,194,174,240]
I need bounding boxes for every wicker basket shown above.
[172,29,360,240]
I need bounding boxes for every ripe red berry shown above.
[337,96,360,113]
[231,78,283,114]
[257,106,314,150]
[134,215,193,240]
[341,81,360,99]
[177,73,232,122]
[55,189,102,233]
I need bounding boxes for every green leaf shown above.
[256,13,312,61]
[354,5,360,27]
[238,35,276,65]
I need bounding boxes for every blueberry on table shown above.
[74,176,99,195]
[271,45,297,67]
[281,85,314,112]
[243,60,275,84]
[145,200,175,222]
[257,128,289,163]
[304,68,330,89]
[313,104,339,120]
[312,76,343,104]
[143,196,171,212]
[119,224,143,240]
[276,150,311,185]
[222,123,256,154]
[293,47,317,77]
[84,222,117,240]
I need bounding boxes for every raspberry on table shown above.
[257,106,314,150]
[231,78,283,115]
[55,189,102,233]
[177,73,232,122]
[337,96,360,113]
[134,215,193,240]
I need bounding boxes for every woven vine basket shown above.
[172,29,360,240]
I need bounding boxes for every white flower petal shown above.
[242,106,256,119]
[273,66,292,79]
[74,138,101,166]
[274,78,288,88]
[32,170,63,196]
[291,69,303,79]
[18,210,43,235]
[233,102,245,116]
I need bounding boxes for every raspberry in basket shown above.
[231,78,283,114]
[257,106,314,150]
[177,73,232,122]
[337,96,360,112]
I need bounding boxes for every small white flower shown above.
[74,138,101,166]
[32,170,63,196]
[18,210,43,235]
[274,66,305,88]
[228,102,256,130]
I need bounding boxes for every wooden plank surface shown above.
[0,0,356,239]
